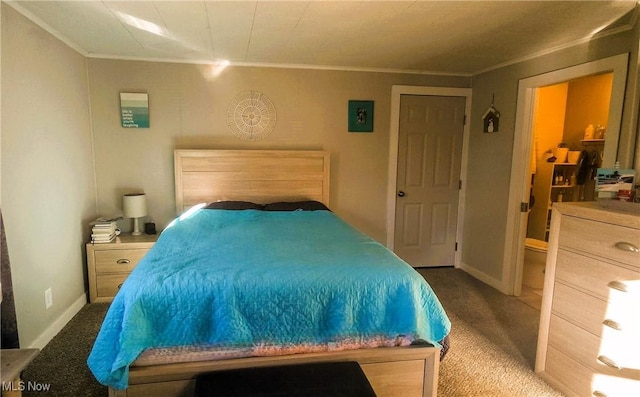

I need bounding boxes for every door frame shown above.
[506,53,629,295]
[386,85,472,268]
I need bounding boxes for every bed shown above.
[89,149,451,397]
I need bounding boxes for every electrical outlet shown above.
[45,288,53,309]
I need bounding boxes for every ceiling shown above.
[7,1,639,75]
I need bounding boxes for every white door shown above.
[394,95,465,267]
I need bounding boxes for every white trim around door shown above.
[386,85,472,268]
[506,53,629,296]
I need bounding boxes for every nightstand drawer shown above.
[94,249,148,273]
[86,233,157,302]
[96,274,129,298]
[559,216,640,268]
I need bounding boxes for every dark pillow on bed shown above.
[204,201,265,210]
[263,201,330,211]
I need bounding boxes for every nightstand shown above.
[86,233,158,303]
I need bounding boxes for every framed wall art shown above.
[120,92,149,128]
[348,100,374,133]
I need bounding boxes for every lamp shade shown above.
[123,193,147,218]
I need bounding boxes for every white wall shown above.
[633,18,640,172]
[463,22,639,291]
[1,4,96,348]
[87,59,470,242]
[0,1,2,209]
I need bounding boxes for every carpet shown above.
[21,267,563,396]
[419,268,563,396]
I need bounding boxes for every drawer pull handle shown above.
[593,391,608,397]
[602,319,622,331]
[117,283,123,289]
[614,241,639,253]
[597,355,621,370]
[116,259,131,264]
[607,280,628,292]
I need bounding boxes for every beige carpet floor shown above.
[419,268,563,397]
[21,267,564,396]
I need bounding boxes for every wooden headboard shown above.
[174,150,330,213]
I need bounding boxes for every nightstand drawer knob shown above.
[117,283,123,289]
[116,259,131,264]
[614,241,639,253]
[602,319,622,331]
[593,391,608,397]
[607,280,628,292]
[597,355,621,370]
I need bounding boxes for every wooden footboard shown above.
[109,346,440,397]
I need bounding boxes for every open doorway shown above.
[520,73,613,309]
[505,53,629,297]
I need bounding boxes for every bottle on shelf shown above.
[584,124,594,140]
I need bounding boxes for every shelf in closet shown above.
[580,139,605,144]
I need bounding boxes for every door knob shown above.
[397,191,405,197]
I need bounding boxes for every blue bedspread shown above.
[88,209,450,389]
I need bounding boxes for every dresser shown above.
[536,202,640,396]
[86,233,157,303]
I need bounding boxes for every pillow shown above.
[263,201,330,211]
[204,201,265,210]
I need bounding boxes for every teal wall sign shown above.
[120,92,149,128]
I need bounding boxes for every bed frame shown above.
[109,149,441,397]
[173,149,331,212]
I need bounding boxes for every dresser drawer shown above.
[549,314,640,374]
[555,249,640,302]
[94,249,148,273]
[552,282,637,339]
[559,216,640,268]
[546,346,640,397]
[551,282,608,337]
[538,204,640,397]
[96,274,129,299]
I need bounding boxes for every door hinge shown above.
[520,202,529,212]
[463,115,467,125]
[455,242,458,251]
[459,180,462,190]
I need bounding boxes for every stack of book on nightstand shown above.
[90,217,122,243]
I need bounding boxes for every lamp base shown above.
[132,218,142,236]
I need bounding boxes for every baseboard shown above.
[28,293,87,349]
[459,262,507,294]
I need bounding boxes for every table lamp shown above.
[123,193,147,235]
